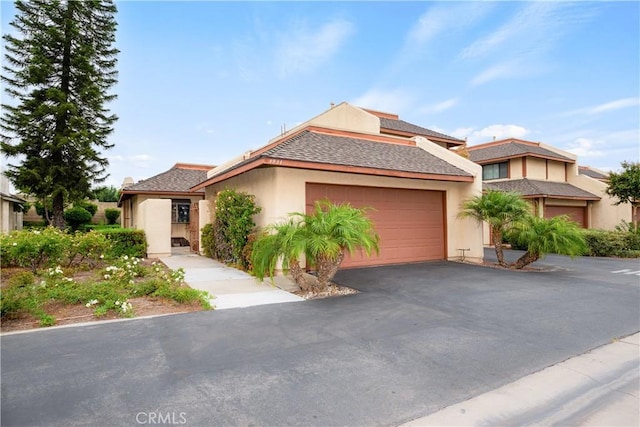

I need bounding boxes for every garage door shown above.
[544,205,587,227]
[305,183,445,268]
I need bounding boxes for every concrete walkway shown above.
[403,333,640,427]
[160,251,304,310]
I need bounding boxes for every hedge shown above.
[97,228,147,258]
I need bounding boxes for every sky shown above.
[1,1,639,189]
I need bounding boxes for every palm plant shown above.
[459,190,531,266]
[251,200,380,292]
[507,215,587,269]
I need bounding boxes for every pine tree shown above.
[1,0,118,229]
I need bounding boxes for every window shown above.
[482,162,508,180]
[172,200,190,223]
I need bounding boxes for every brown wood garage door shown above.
[305,183,445,268]
[544,205,587,227]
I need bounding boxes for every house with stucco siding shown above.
[467,139,630,244]
[118,163,213,256]
[192,102,484,267]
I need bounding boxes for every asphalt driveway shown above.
[2,253,639,426]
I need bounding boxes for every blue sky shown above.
[2,1,639,188]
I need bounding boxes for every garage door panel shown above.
[544,205,586,227]
[306,183,445,268]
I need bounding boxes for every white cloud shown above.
[408,3,492,47]
[462,124,531,145]
[110,154,152,168]
[470,60,521,86]
[565,137,605,158]
[562,97,640,116]
[276,19,354,78]
[419,98,458,114]
[460,2,595,60]
[351,88,414,113]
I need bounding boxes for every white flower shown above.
[115,301,120,305]
[129,280,134,285]
[123,255,128,260]
[104,274,111,280]
[85,303,91,308]
[12,242,17,246]
[100,254,104,259]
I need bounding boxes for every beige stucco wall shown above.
[526,157,547,180]
[547,160,565,181]
[137,198,171,257]
[206,165,484,264]
[1,200,23,233]
[307,102,380,135]
[510,158,523,179]
[124,194,203,240]
[565,164,631,230]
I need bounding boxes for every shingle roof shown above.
[469,141,574,163]
[579,167,608,179]
[213,130,472,179]
[125,166,209,193]
[379,117,464,142]
[484,178,600,200]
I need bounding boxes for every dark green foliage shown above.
[63,206,92,231]
[1,0,119,229]
[606,161,640,231]
[81,224,121,231]
[104,208,120,225]
[75,201,98,217]
[92,185,120,202]
[210,189,261,269]
[97,228,147,258]
[34,200,53,223]
[0,227,70,273]
[200,223,215,258]
[582,229,639,257]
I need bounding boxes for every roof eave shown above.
[193,156,473,189]
[472,153,575,164]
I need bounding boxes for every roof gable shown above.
[123,164,213,194]
[468,139,574,163]
[378,117,464,143]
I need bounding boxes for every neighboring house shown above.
[467,138,630,243]
[0,173,26,233]
[192,102,484,267]
[579,165,609,181]
[118,163,214,256]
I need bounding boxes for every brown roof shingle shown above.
[579,167,608,180]
[124,166,210,193]
[469,141,574,163]
[260,130,471,177]
[379,117,464,142]
[484,178,600,200]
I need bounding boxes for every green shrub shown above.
[81,224,121,231]
[23,220,47,229]
[75,201,98,217]
[1,227,71,273]
[104,208,121,225]
[97,228,147,258]
[583,230,627,257]
[64,207,92,231]
[66,231,111,267]
[6,271,36,287]
[210,189,261,269]
[201,223,215,258]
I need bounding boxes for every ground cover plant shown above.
[1,228,212,331]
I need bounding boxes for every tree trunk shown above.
[51,192,65,229]
[512,251,539,269]
[491,228,507,267]
[315,252,344,292]
[289,259,309,292]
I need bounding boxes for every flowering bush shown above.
[66,231,111,268]
[1,227,71,273]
